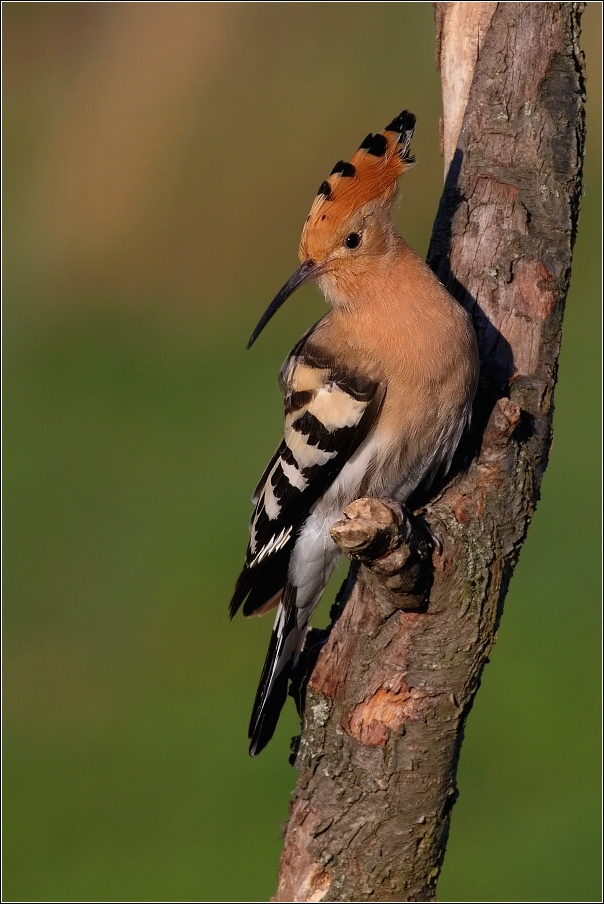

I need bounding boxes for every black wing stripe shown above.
[285,389,314,415]
[230,338,386,619]
[291,350,378,402]
[291,410,362,453]
[251,444,282,505]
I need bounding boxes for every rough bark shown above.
[434,2,497,173]
[273,4,586,901]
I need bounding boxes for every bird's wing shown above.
[250,444,282,506]
[229,343,386,619]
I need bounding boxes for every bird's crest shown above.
[304,110,416,231]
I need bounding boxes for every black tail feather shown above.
[248,586,304,756]
[242,553,288,617]
[229,545,292,619]
[248,666,290,756]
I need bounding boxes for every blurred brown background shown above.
[3,3,601,901]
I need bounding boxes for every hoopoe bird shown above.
[231,110,479,756]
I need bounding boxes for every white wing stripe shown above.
[263,477,281,520]
[307,385,367,430]
[286,430,338,468]
[279,457,308,491]
[250,526,292,567]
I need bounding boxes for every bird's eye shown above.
[345,232,361,249]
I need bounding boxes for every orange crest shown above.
[304,110,416,232]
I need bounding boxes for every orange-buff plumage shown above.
[231,111,479,755]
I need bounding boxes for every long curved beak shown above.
[247,259,325,349]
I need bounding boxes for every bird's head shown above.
[248,111,416,348]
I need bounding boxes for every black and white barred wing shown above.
[229,354,385,619]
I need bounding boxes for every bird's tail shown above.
[248,584,306,756]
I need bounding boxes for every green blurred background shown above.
[3,3,600,901]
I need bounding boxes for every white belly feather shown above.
[289,407,468,626]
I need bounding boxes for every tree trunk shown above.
[273,4,586,901]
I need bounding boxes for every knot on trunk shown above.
[330,497,436,612]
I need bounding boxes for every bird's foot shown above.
[378,498,443,556]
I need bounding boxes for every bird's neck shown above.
[313,239,459,380]
[318,237,443,322]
